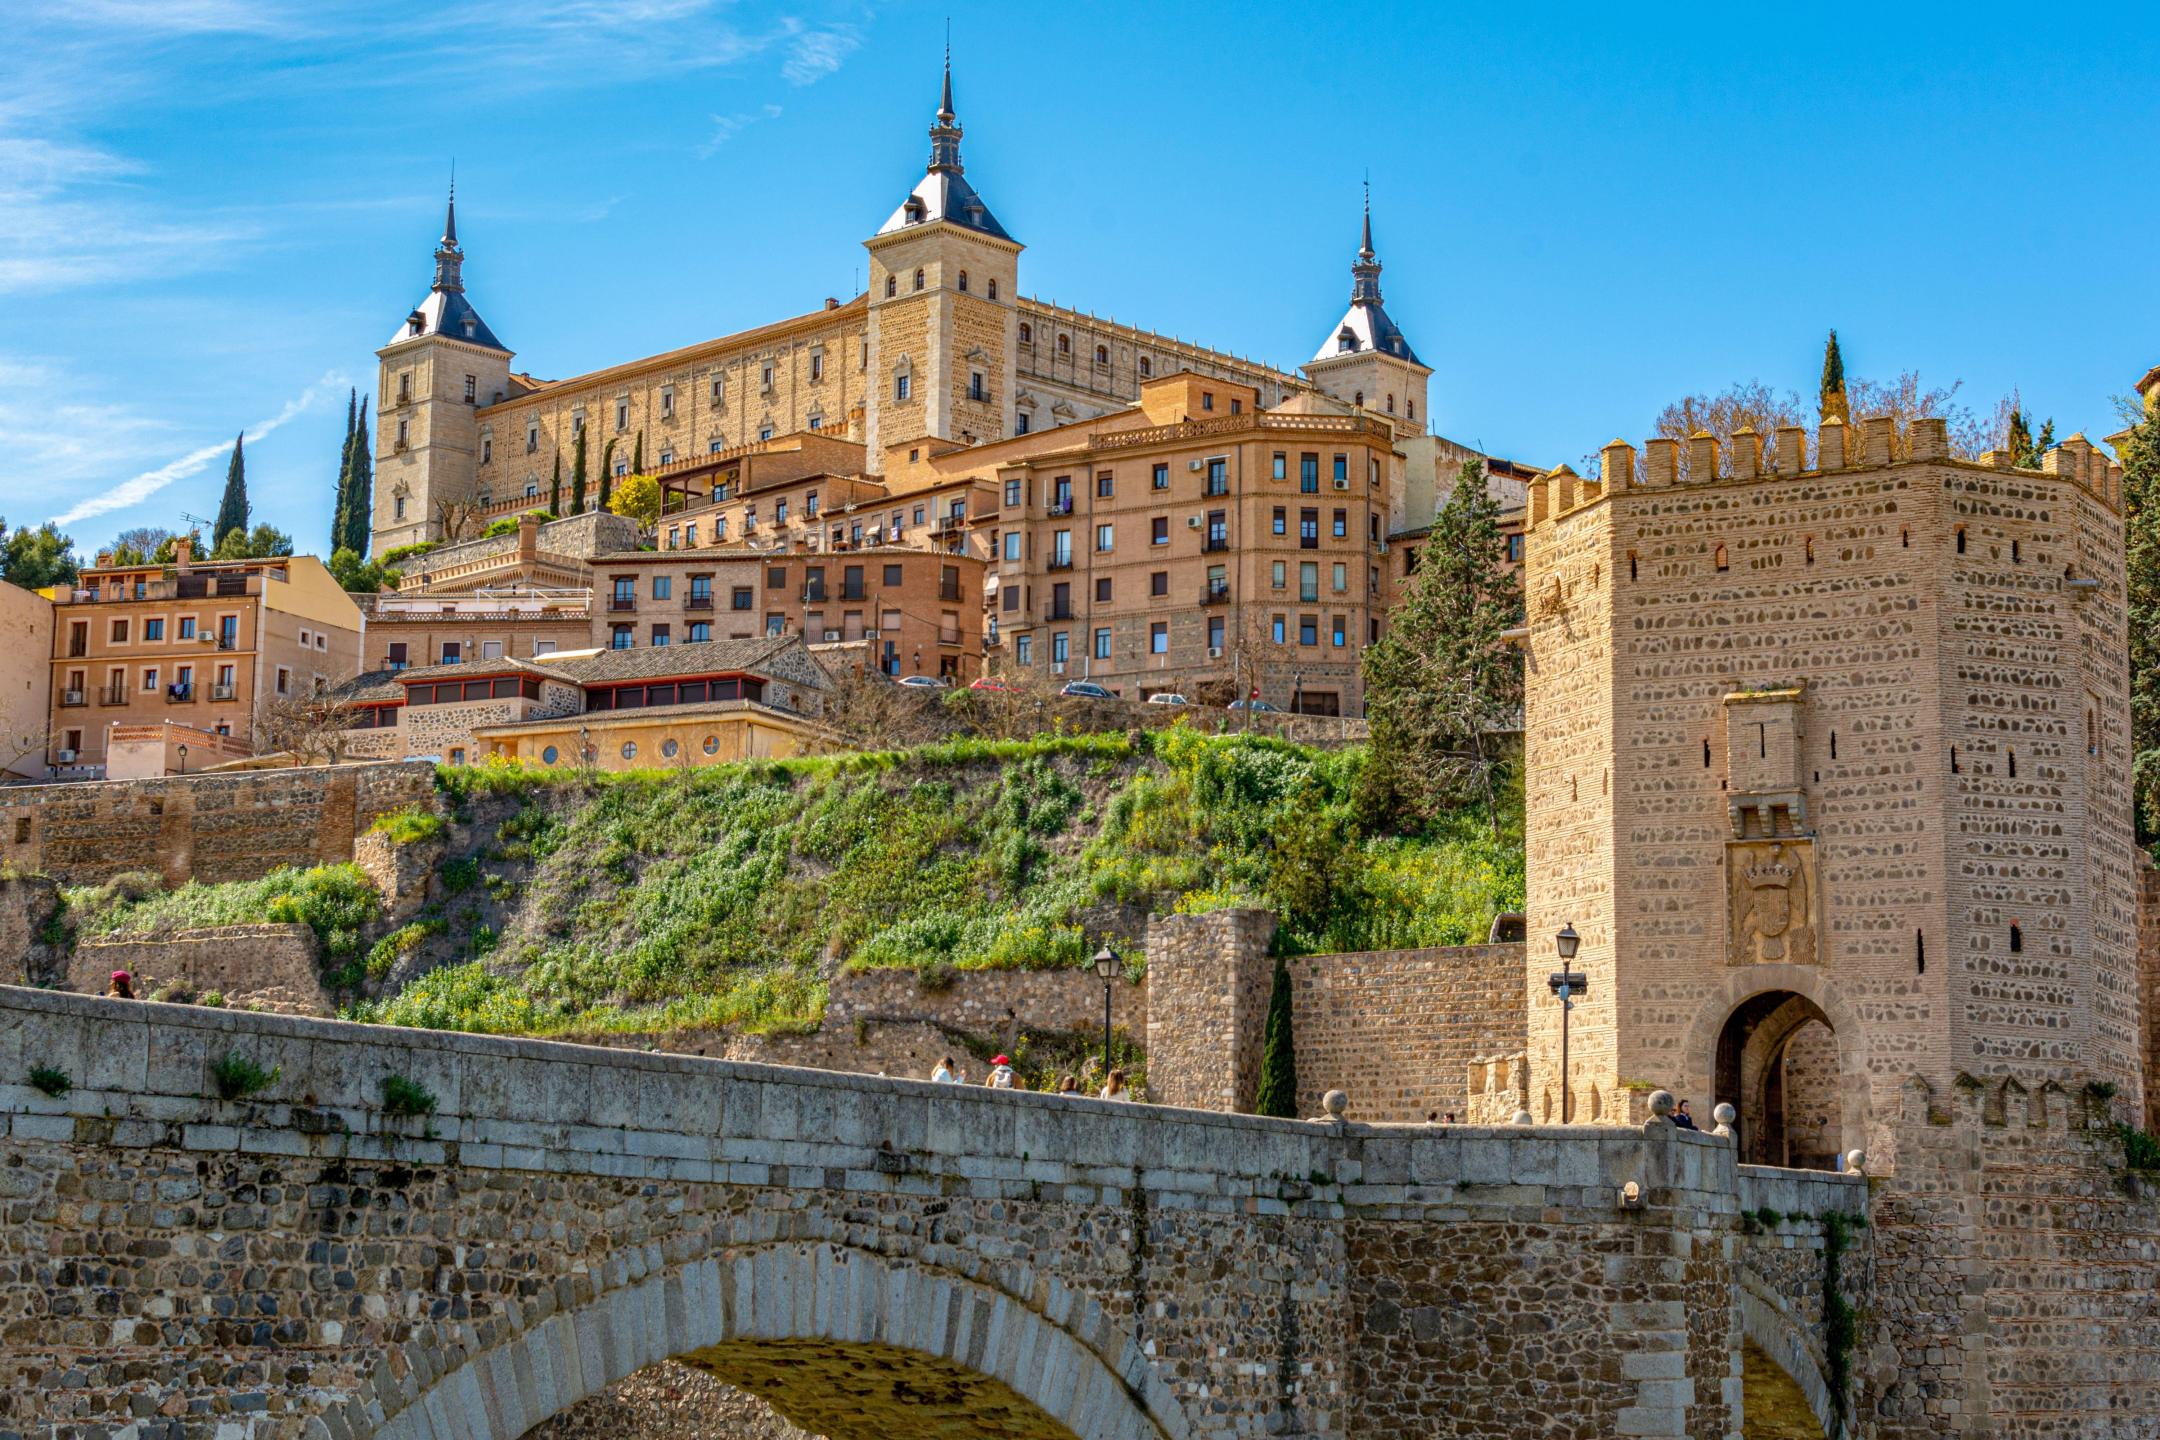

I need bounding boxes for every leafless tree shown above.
[253,691,361,766]
[821,670,950,751]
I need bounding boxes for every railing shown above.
[935,514,967,533]
[801,587,828,603]
[60,690,85,707]
[98,687,127,706]
[165,686,193,704]
[939,583,964,602]
[215,634,239,650]
[1202,537,1231,553]
[608,597,637,612]
[1089,411,1392,454]
[1044,605,1074,622]
[1046,498,1074,516]
[379,659,408,671]
[685,594,714,610]
[210,684,237,701]
[1204,481,1230,497]
[1046,556,1075,572]
[841,587,868,602]
[1200,584,1232,605]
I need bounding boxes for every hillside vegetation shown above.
[63,728,1522,1038]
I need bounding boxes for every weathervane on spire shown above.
[927,30,963,173]
[433,164,465,293]
[1351,177,1382,304]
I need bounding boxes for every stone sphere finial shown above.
[1648,1089,1676,1119]
[1512,1109,1535,1126]
[1712,1102,1737,1139]
[1844,1149,1866,1176]
[1322,1090,1348,1119]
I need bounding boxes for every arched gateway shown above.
[383,1243,1172,1440]
[1679,966,1871,1171]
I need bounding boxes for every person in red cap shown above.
[106,971,136,1000]
[985,1055,1016,1089]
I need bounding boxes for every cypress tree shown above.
[549,453,562,515]
[2007,408,2032,466]
[1818,330,1848,425]
[2124,404,2160,843]
[344,401,373,555]
[214,433,249,546]
[332,388,356,548]
[600,437,617,510]
[570,427,588,515]
[632,430,644,476]
[1254,955,1298,1119]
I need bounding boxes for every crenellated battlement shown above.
[1530,414,2125,528]
[1897,1070,2122,1134]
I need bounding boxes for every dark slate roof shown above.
[876,169,1013,243]
[396,655,564,685]
[330,669,406,702]
[535,634,829,691]
[1312,300,1423,368]
[389,288,507,352]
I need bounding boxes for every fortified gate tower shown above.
[1520,413,2136,1171]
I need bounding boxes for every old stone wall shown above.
[1142,908,1277,1112]
[526,1363,818,1440]
[823,963,1143,1043]
[2143,859,2160,1133]
[1285,942,1526,1122]
[0,873,62,987]
[68,923,328,1014]
[1733,1166,1871,1439]
[0,760,437,886]
[0,985,1759,1440]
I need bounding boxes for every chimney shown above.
[173,534,193,574]
[516,512,539,565]
[95,550,113,568]
[824,296,841,310]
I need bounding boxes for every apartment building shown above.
[47,542,362,774]
[593,551,767,650]
[751,547,986,682]
[362,586,593,673]
[984,375,1399,715]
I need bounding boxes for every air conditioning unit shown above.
[1207,646,1224,659]
[56,749,75,764]
[1051,662,1067,676]
[822,629,842,642]
[1187,516,1203,529]
[1188,460,1204,472]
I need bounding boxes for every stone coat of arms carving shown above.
[1727,838,1817,966]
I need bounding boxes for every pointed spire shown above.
[938,28,955,123]
[442,164,458,247]
[432,169,465,294]
[1350,182,1383,306]
[927,38,963,173]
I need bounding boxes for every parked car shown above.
[897,674,949,688]
[968,676,1017,692]
[1059,680,1116,701]
[1145,693,1189,707]
[1226,697,1282,713]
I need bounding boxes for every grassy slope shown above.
[69,728,1524,1038]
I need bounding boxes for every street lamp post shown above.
[1548,923,1586,1124]
[1092,946,1119,1086]
[176,743,188,776]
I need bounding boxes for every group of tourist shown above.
[930,1053,1130,1100]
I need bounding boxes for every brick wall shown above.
[70,923,327,1015]
[0,760,435,885]
[1286,942,1526,1122]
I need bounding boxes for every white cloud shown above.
[47,371,346,528]
[700,103,785,158]
[781,23,862,85]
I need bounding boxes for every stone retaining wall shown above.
[1,984,1763,1440]
[69,923,328,1015]
[0,760,437,886]
[823,963,1143,1042]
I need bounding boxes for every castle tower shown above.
[1301,188,1430,438]
[1520,417,2136,1171]
[862,51,1022,461]
[371,184,513,554]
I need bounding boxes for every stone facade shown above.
[2144,859,2160,1133]
[0,985,1764,1440]
[823,963,1142,1044]
[0,760,436,886]
[1140,909,1278,1112]
[0,578,53,780]
[70,923,327,1014]
[1522,418,2138,1166]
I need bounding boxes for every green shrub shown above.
[210,1052,278,1101]
[27,1064,71,1098]
[72,864,380,964]
[2117,1124,2160,1172]
[380,540,438,566]
[365,919,446,980]
[381,1074,438,1118]
[370,806,446,845]
[440,857,480,895]
[197,991,226,1008]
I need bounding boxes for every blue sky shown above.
[2,1,2153,558]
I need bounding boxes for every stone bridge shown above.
[0,987,1860,1439]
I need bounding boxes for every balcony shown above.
[214,634,240,650]
[939,583,964,602]
[165,685,193,704]
[935,514,967,533]
[210,684,237,702]
[608,596,638,612]
[98,686,127,707]
[379,659,408,671]
[1203,537,1231,553]
[685,594,715,610]
[841,586,868,602]
[60,689,85,707]
[1046,556,1075,572]
[1200,583,1232,606]
[1044,604,1074,622]
[1046,498,1074,517]
[800,586,828,603]
[1203,481,1230,498]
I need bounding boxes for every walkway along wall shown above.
[4,986,1762,1440]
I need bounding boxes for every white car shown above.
[1146,693,1189,707]
[897,674,949,688]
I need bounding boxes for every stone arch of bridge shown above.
[1677,964,1872,1170]
[370,1242,1188,1440]
[1738,1282,1835,1438]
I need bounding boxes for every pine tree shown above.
[213,433,249,547]
[2123,404,2160,844]
[1819,330,1849,425]
[570,427,588,515]
[2007,408,2032,466]
[343,402,373,555]
[549,454,563,516]
[1359,459,1523,830]
[1254,955,1298,1119]
[331,388,356,549]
